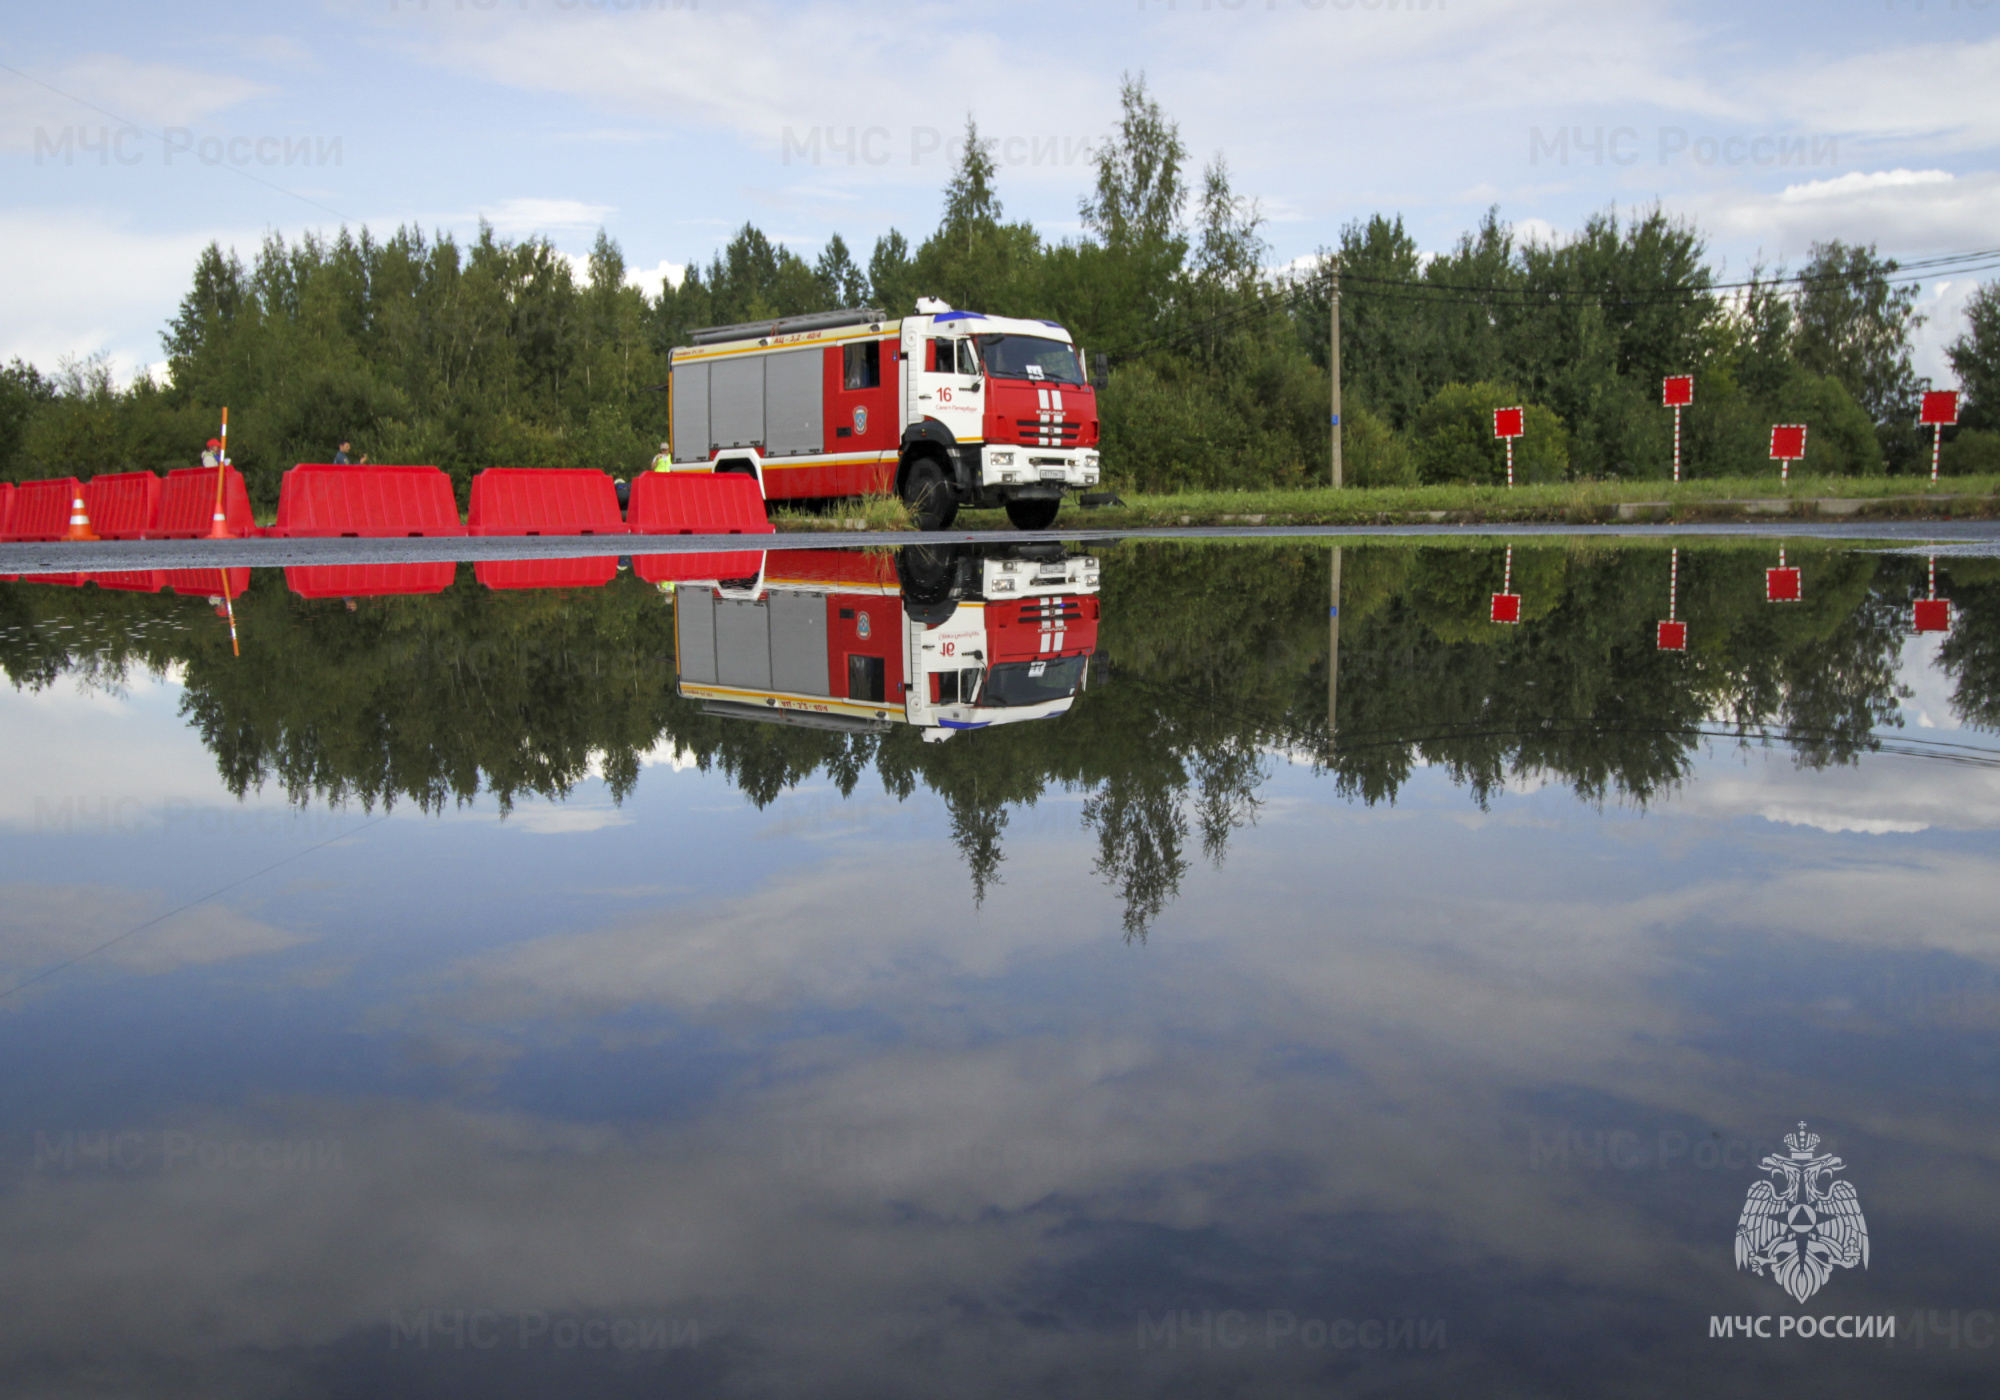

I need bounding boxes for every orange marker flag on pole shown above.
[208,406,234,539]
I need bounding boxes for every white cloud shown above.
[470,196,617,235]
[0,54,272,152]
[0,211,260,383]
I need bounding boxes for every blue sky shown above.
[4,0,1997,386]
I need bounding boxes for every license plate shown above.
[1038,467,1067,481]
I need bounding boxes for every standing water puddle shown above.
[1,539,1996,1396]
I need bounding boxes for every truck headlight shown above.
[990,451,1014,466]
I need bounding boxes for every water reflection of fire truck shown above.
[673,545,1100,740]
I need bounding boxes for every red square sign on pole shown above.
[1920,390,1960,427]
[1914,599,1952,633]
[1664,376,1693,479]
[1769,423,1807,483]
[1491,544,1520,622]
[1769,424,1807,459]
[1493,407,1524,487]
[1657,620,1687,651]
[1922,390,1959,482]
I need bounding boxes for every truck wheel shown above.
[1004,497,1060,531]
[901,457,956,531]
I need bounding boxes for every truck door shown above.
[911,331,985,445]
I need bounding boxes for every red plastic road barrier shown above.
[25,574,90,587]
[285,562,457,598]
[467,468,628,536]
[0,483,14,537]
[634,550,767,585]
[627,472,774,535]
[155,467,258,538]
[5,478,86,541]
[1766,567,1802,602]
[1914,599,1952,633]
[162,568,250,599]
[90,571,165,592]
[1657,620,1687,651]
[84,472,163,539]
[1490,592,1521,624]
[270,464,467,538]
[474,557,618,590]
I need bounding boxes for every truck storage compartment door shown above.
[676,585,719,684]
[763,349,822,457]
[714,595,773,690]
[767,590,830,696]
[674,361,710,462]
[710,357,766,451]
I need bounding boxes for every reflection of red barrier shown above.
[84,472,163,539]
[270,464,467,537]
[162,568,250,599]
[5,478,86,541]
[91,570,165,592]
[628,472,774,535]
[468,469,627,536]
[26,574,89,587]
[1914,599,1952,633]
[474,556,617,590]
[1657,620,1687,651]
[1766,567,1801,602]
[634,551,767,585]
[156,467,258,538]
[285,562,457,598]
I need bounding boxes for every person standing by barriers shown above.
[650,440,673,472]
[201,438,222,468]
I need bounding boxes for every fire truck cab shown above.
[673,544,1101,740]
[668,304,1101,531]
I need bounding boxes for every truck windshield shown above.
[974,656,1088,708]
[976,335,1084,385]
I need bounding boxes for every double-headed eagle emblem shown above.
[1735,1121,1869,1304]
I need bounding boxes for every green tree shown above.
[1947,280,2000,433]
[1409,382,1569,484]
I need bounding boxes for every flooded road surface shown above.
[2,539,1996,1397]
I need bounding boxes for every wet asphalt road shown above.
[4,518,2000,575]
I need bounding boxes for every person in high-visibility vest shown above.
[650,441,673,472]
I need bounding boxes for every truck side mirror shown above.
[1090,352,1109,390]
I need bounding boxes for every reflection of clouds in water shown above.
[1669,742,2000,835]
[0,673,282,830]
[0,882,305,980]
[2,779,1996,1391]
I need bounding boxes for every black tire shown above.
[1004,497,1061,531]
[900,456,956,531]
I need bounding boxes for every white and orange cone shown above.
[64,490,98,542]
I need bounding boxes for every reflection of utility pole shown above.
[1329,261,1343,489]
[1327,545,1341,757]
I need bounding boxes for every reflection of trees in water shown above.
[1,546,1973,938]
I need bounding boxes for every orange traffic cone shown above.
[64,490,99,542]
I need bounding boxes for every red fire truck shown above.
[667,302,1102,530]
[673,544,1101,740]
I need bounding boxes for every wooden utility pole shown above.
[1329,261,1343,488]
[1327,545,1341,756]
